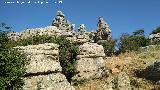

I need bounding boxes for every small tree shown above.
[0,27,28,89]
[151,27,160,34]
[119,30,149,53]
[133,29,144,36]
[101,40,115,56]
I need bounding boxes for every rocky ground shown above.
[74,45,160,90]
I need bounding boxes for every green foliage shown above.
[72,79,88,86]
[151,27,160,34]
[54,36,79,82]
[133,29,144,36]
[0,31,28,90]
[119,32,149,53]
[101,40,115,56]
[0,32,9,50]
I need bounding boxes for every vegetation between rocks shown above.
[0,31,28,90]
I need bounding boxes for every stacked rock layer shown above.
[15,43,74,90]
[72,42,106,81]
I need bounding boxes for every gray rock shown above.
[72,42,106,81]
[78,42,105,57]
[118,72,131,90]
[95,16,112,42]
[149,33,160,43]
[15,43,75,90]
[23,73,75,90]
[52,11,73,32]
[15,43,61,73]
[104,72,131,90]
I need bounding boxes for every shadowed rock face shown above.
[72,42,106,81]
[136,60,160,82]
[15,43,75,90]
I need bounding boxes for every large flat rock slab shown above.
[23,73,75,90]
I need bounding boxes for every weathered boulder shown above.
[23,73,74,90]
[149,33,160,43]
[118,72,131,90]
[72,42,106,81]
[104,72,131,90]
[15,43,75,90]
[15,43,61,73]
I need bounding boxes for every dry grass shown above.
[74,78,111,90]
[74,45,160,90]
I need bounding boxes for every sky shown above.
[0,0,160,39]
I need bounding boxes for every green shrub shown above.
[119,32,149,53]
[151,27,160,34]
[101,40,115,56]
[72,79,88,86]
[54,36,79,82]
[0,32,28,90]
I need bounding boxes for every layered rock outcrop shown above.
[72,24,90,44]
[52,11,74,32]
[15,43,74,90]
[8,11,112,43]
[95,16,112,43]
[72,42,106,81]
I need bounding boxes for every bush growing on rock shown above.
[0,31,28,90]
[54,36,79,82]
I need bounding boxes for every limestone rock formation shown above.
[7,11,113,44]
[7,32,20,41]
[95,16,112,43]
[15,43,74,90]
[149,33,160,43]
[52,11,74,32]
[72,42,106,81]
[78,24,86,34]
[23,73,74,90]
[8,26,62,40]
[73,24,90,44]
